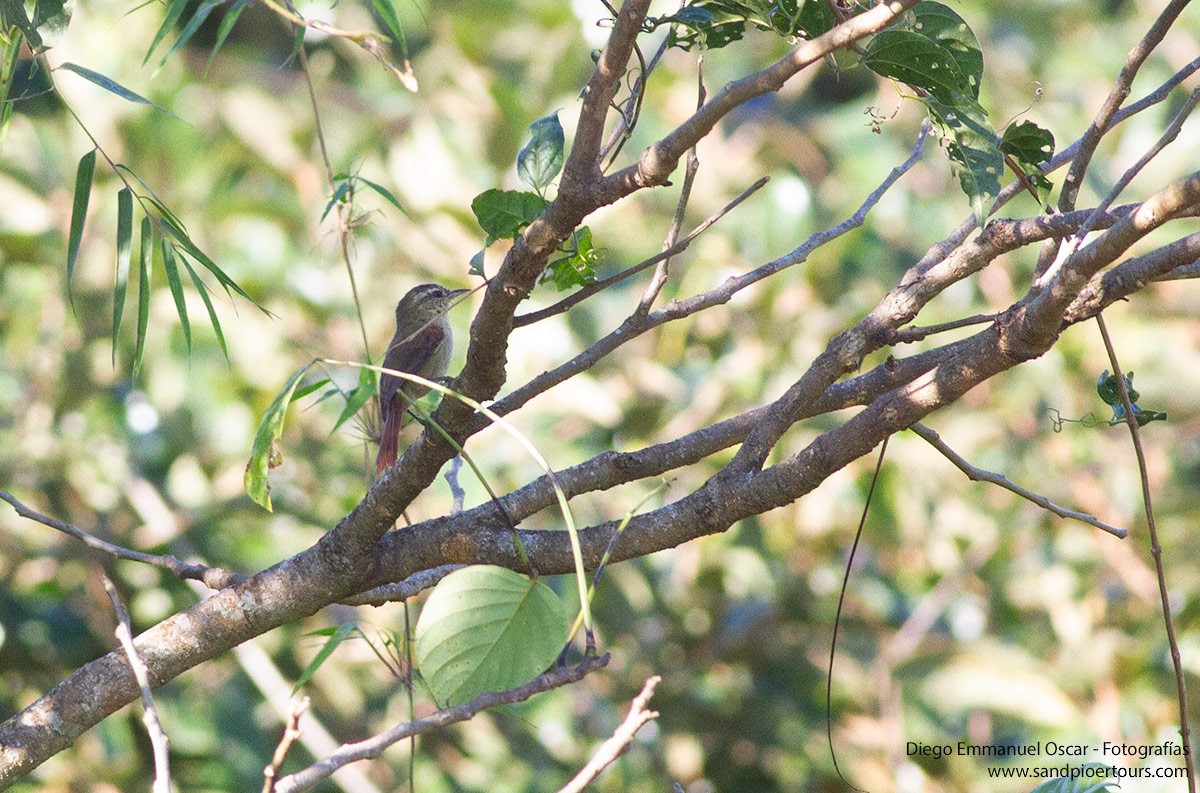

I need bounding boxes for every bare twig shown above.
[273,655,610,793]
[513,176,768,327]
[103,577,172,793]
[1057,0,1192,214]
[345,564,464,606]
[1076,84,1200,240]
[909,423,1127,538]
[263,698,310,793]
[889,313,997,344]
[556,675,661,793]
[637,56,706,315]
[1094,316,1195,791]
[0,491,240,589]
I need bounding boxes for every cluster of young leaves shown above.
[1095,369,1167,428]
[653,0,835,51]
[860,3,1055,224]
[321,171,409,223]
[470,111,600,290]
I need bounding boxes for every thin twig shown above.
[514,176,768,327]
[1078,84,1200,240]
[889,313,997,344]
[273,655,610,793]
[296,42,371,362]
[636,56,706,315]
[345,565,464,606]
[1058,0,1192,214]
[556,676,661,793]
[103,577,172,793]
[909,423,1127,538]
[0,491,240,589]
[599,35,672,168]
[1040,84,1200,288]
[262,697,310,793]
[1094,315,1195,791]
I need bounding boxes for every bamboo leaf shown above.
[132,218,154,379]
[160,239,191,351]
[161,0,223,65]
[331,367,377,433]
[58,62,178,118]
[66,148,96,304]
[205,0,251,74]
[112,187,133,365]
[145,0,189,64]
[357,176,409,217]
[294,623,359,692]
[158,216,266,312]
[179,255,229,362]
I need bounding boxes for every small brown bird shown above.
[376,283,470,474]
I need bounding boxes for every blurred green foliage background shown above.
[1,1,1198,791]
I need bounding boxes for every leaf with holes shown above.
[910,2,983,99]
[1001,120,1055,205]
[926,98,1002,227]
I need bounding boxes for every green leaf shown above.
[132,217,154,379]
[160,0,222,64]
[517,111,564,192]
[145,0,189,64]
[663,0,836,52]
[206,0,250,73]
[1096,369,1138,406]
[1001,120,1056,205]
[294,623,358,692]
[292,378,333,403]
[415,565,568,706]
[468,247,486,276]
[369,0,408,54]
[910,2,983,98]
[864,29,974,105]
[58,62,177,118]
[160,239,191,351]
[321,181,352,222]
[158,215,262,309]
[331,367,377,434]
[179,255,229,362]
[543,226,599,290]
[66,148,96,304]
[471,189,547,243]
[357,176,409,217]
[112,187,133,365]
[3,0,71,51]
[925,98,1002,227]
[244,362,315,511]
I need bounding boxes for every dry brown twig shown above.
[103,578,172,793]
[556,675,661,793]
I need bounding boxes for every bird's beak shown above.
[449,288,471,299]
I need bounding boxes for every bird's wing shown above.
[379,323,447,418]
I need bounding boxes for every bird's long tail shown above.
[376,409,400,475]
